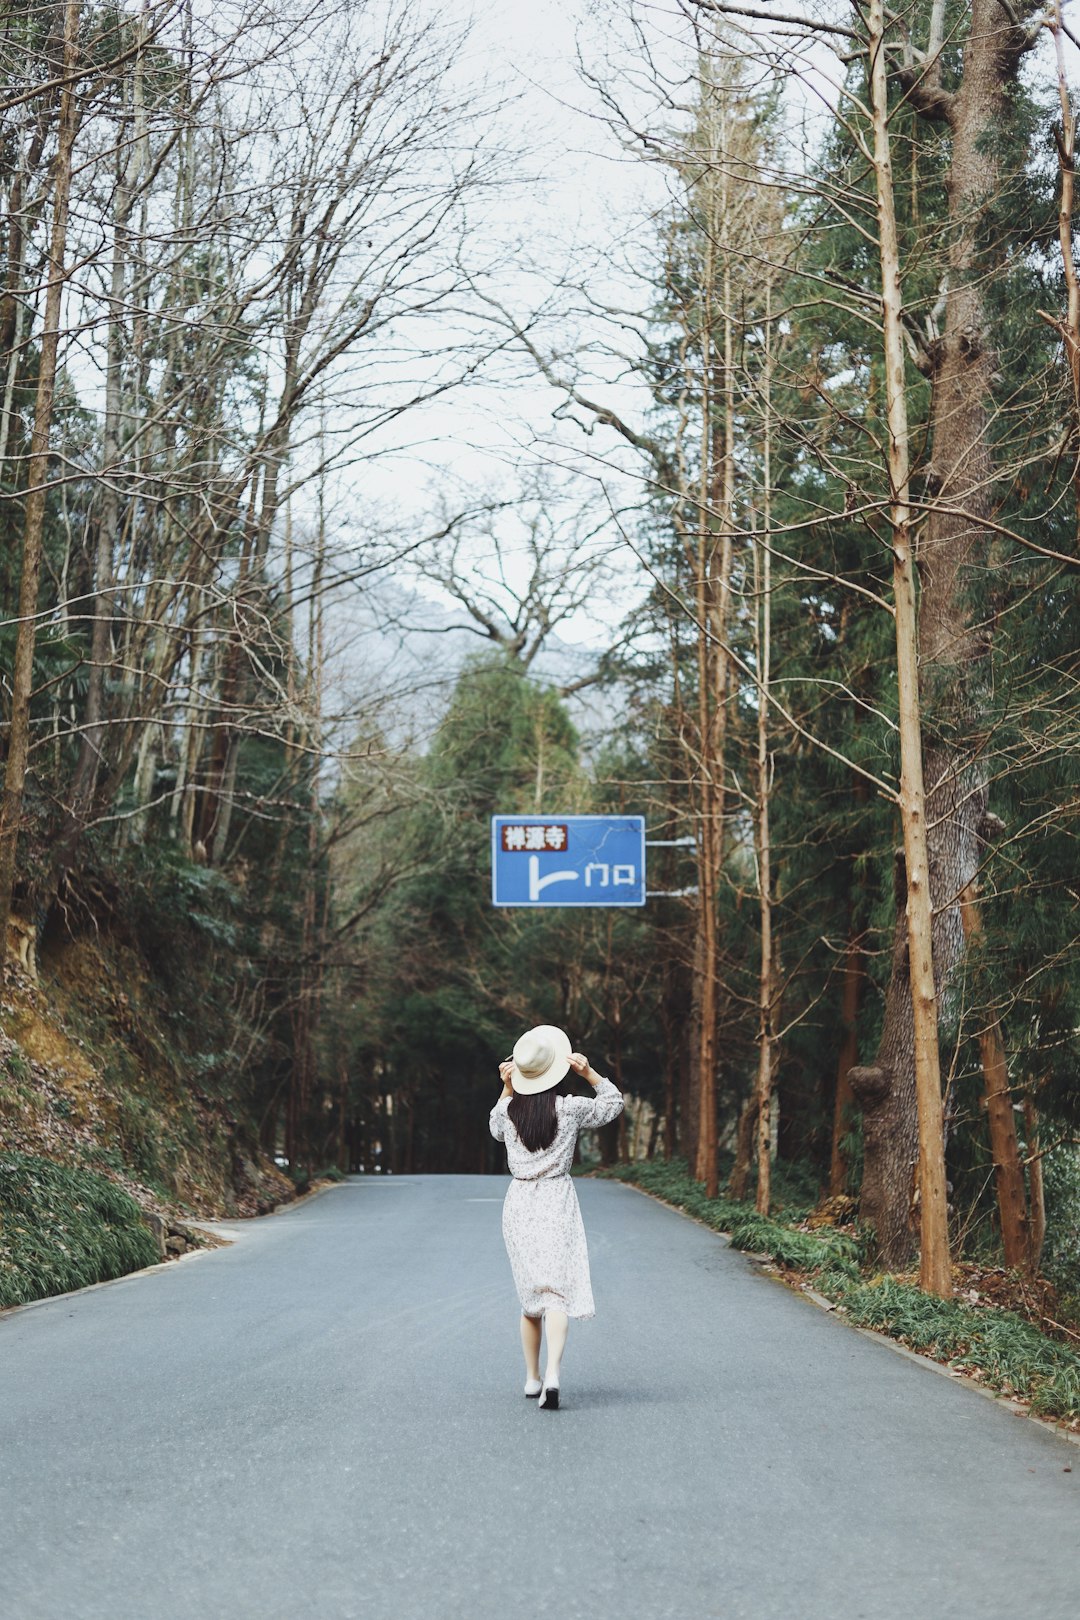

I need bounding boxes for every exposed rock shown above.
[143,1211,167,1258]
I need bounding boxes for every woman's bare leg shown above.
[543,1309,568,1389]
[520,1313,542,1387]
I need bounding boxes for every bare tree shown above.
[2,0,510,911]
[408,472,625,687]
[0,0,81,948]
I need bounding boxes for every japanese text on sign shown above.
[500,822,568,852]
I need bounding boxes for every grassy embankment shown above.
[0,1154,160,1309]
[601,1158,1080,1427]
[1,925,292,1309]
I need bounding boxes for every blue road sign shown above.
[491,815,646,907]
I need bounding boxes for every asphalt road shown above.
[2,1175,1078,1620]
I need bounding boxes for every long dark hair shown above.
[507,1076,579,1153]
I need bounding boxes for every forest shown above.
[1,0,1079,1346]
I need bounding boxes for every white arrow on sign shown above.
[528,854,578,902]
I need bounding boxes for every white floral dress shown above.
[489,1079,624,1319]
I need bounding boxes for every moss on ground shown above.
[601,1159,1080,1426]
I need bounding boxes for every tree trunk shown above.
[60,33,144,863]
[855,0,1025,1292]
[865,0,950,1288]
[0,0,81,947]
[691,846,720,1194]
[172,623,207,853]
[728,1094,757,1201]
[598,1003,625,1166]
[677,1002,692,1167]
[1023,1097,1046,1273]
[662,1038,677,1160]
[286,473,327,1165]
[0,34,54,470]
[753,1026,773,1216]
[751,543,771,1215]
[688,246,719,1195]
[829,918,863,1195]
[209,734,241,866]
[660,957,679,1159]
[195,458,261,856]
[959,883,1030,1270]
[752,292,777,1218]
[204,360,296,858]
[1048,3,1080,518]
[680,108,740,1202]
[0,152,31,472]
[689,257,733,1202]
[848,1060,898,1236]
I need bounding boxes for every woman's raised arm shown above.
[490,1058,513,1139]
[566,1053,624,1129]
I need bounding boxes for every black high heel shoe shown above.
[538,1385,560,1410]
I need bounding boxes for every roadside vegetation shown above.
[0,1153,159,1308]
[603,1160,1080,1427]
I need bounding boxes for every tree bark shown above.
[1047,2,1080,518]
[692,823,720,1194]
[0,0,81,948]
[1023,1097,1046,1274]
[959,882,1030,1270]
[660,953,680,1159]
[752,325,777,1217]
[60,44,142,861]
[728,1093,757,1201]
[689,197,735,1202]
[829,918,863,1195]
[848,1061,898,1235]
[867,0,951,1291]
[0,22,56,470]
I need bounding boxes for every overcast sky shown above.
[325,0,674,655]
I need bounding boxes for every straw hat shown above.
[510,1025,573,1095]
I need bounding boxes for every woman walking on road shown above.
[489,1024,624,1411]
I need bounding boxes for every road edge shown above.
[0,1177,346,1322]
[610,1177,1080,1452]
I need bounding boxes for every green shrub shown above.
[1043,1145,1080,1298]
[725,1211,862,1278]
[4,1049,32,1084]
[0,1153,159,1308]
[602,1158,746,1230]
[603,1158,835,1250]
